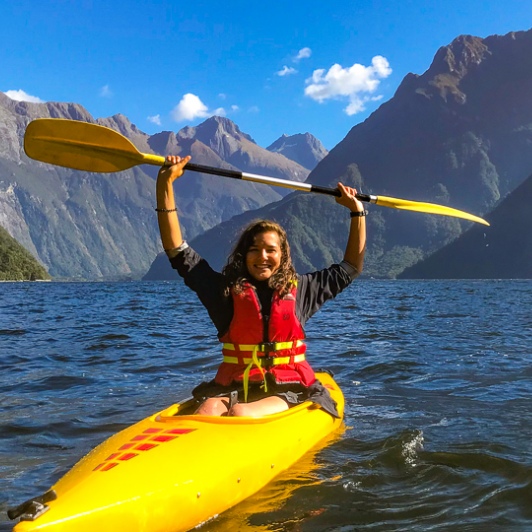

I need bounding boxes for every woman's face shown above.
[245,231,282,282]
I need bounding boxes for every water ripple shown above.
[1,280,531,531]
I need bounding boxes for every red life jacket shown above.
[215,283,316,387]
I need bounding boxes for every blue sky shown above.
[2,1,531,150]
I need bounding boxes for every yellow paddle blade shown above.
[375,195,490,226]
[24,119,165,172]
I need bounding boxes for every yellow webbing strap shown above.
[241,346,267,403]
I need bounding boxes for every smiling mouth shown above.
[252,264,273,274]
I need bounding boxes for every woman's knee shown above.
[227,403,250,417]
[195,397,228,416]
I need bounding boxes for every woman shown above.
[156,155,366,417]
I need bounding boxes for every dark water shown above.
[1,280,531,531]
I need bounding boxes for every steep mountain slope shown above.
[0,94,159,279]
[309,30,532,277]
[146,29,532,279]
[0,95,314,279]
[399,173,532,278]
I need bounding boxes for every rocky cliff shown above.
[0,94,318,279]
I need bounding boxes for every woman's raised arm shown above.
[155,155,191,253]
[335,182,367,273]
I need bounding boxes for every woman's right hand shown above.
[157,155,191,183]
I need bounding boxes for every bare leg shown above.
[228,396,289,417]
[195,395,289,417]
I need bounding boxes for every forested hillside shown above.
[0,225,50,281]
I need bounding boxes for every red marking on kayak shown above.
[324,384,335,391]
[119,453,138,461]
[151,435,177,443]
[165,428,196,435]
[96,427,196,472]
[100,462,119,472]
[135,443,158,451]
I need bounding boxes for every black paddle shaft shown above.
[186,162,371,202]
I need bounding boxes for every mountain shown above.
[174,117,310,192]
[0,95,315,279]
[145,29,532,279]
[266,133,329,171]
[143,117,311,237]
[0,94,160,279]
[0,225,50,281]
[398,172,532,279]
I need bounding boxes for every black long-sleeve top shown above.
[169,246,358,338]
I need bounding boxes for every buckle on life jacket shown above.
[258,342,277,353]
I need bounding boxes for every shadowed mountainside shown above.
[399,172,532,279]
[145,29,532,280]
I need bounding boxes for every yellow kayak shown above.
[11,372,344,532]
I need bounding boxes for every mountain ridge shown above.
[0,97,326,279]
[266,133,329,170]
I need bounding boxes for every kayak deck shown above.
[12,372,344,532]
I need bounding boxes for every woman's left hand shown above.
[335,182,365,214]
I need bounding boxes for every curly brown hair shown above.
[222,220,297,297]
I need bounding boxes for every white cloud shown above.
[276,65,297,77]
[4,89,44,103]
[231,105,239,112]
[295,47,312,61]
[99,85,112,98]
[345,95,384,115]
[171,93,209,121]
[147,114,161,126]
[304,55,392,115]
[171,93,226,122]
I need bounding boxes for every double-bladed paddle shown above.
[24,118,489,226]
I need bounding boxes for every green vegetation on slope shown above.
[0,226,50,281]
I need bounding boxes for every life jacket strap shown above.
[243,347,265,403]
[223,353,306,366]
[222,340,304,352]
